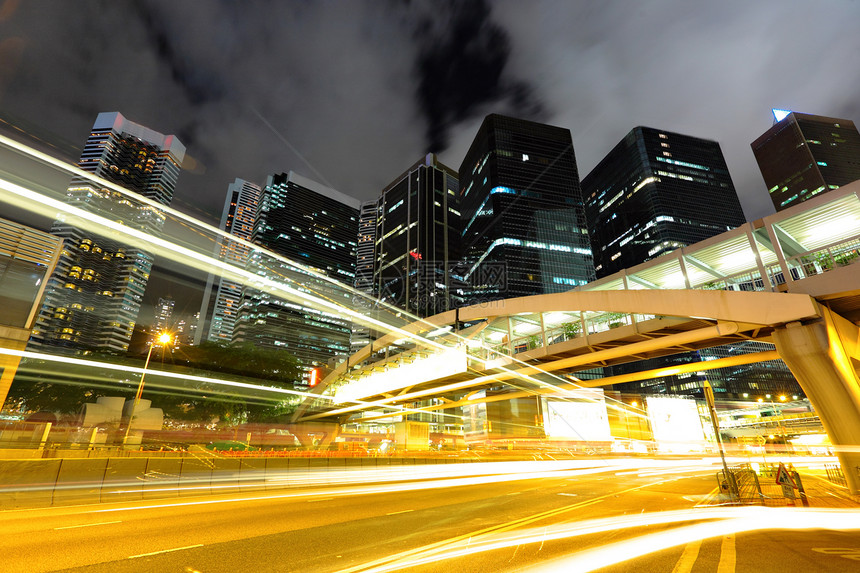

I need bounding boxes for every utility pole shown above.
[704,381,738,499]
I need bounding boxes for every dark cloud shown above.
[1,0,859,228]
[410,0,544,151]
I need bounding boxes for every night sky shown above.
[2,0,860,316]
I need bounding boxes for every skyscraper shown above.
[752,110,860,211]
[351,200,378,352]
[373,154,461,317]
[196,178,262,345]
[233,171,359,375]
[583,125,799,400]
[583,126,745,278]
[29,112,184,354]
[458,114,594,302]
[153,296,175,333]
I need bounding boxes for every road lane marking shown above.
[717,534,736,573]
[558,493,578,497]
[336,478,680,573]
[54,520,122,530]
[129,544,203,559]
[387,509,414,515]
[670,539,701,573]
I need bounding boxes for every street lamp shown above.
[123,332,171,446]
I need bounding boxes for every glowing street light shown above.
[123,332,171,446]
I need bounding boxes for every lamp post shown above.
[123,332,171,446]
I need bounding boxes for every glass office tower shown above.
[458,114,594,302]
[196,178,263,345]
[374,154,461,317]
[752,110,860,212]
[583,126,745,278]
[233,172,359,375]
[29,112,184,354]
[583,125,800,399]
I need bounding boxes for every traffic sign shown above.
[775,462,795,487]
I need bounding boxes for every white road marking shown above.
[54,520,122,530]
[129,544,203,559]
[387,509,414,515]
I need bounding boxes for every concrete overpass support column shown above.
[0,327,31,409]
[772,308,860,494]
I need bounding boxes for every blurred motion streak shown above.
[341,507,860,573]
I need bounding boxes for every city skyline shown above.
[1,0,859,233]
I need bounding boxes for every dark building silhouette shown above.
[583,126,745,278]
[752,110,860,212]
[458,114,594,302]
[372,154,461,317]
[583,125,801,400]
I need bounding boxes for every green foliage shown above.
[171,341,300,384]
[5,343,302,426]
[606,312,626,328]
[561,321,581,338]
[833,249,860,267]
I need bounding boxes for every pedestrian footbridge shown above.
[297,182,860,493]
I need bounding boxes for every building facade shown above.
[458,114,594,302]
[153,296,175,333]
[233,172,359,376]
[752,110,860,212]
[351,200,379,352]
[373,154,461,317]
[196,178,263,345]
[29,112,185,354]
[583,125,800,399]
[583,126,745,278]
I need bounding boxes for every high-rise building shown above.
[583,125,800,400]
[752,110,860,211]
[373,154,461,317]
[153,296,175,333]
[458,114,594,302]
[195,178,262,345]
[29,112,184,354]
[174,311,198,347]
[583,126,745,278]
[233,171,359,375]
[351,200,378,352]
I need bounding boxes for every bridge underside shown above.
[296,289,860,494]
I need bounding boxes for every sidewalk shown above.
[797,469,860,508]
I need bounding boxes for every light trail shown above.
[0,458,713,513]
[342,507,860,573]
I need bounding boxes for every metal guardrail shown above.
[825,463,847,487]
[718,463,808,507]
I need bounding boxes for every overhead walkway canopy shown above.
[296,182,860,494]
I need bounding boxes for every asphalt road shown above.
[1,459,857,573]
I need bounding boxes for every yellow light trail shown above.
[344,507,860,573]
